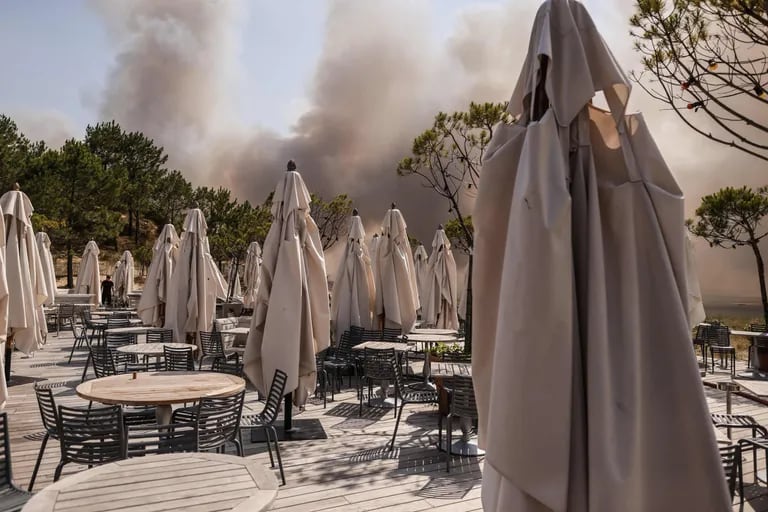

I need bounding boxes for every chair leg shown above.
[389,401,406,451]
[28,433,50,491]
[263,427,275,468]
[81,352,91,382]
[233,437,243,457]
[270,425,286,486]
[446,415,453,473]
[53,461,66,482]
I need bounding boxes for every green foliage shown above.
[444,216,472,254]
[630,1,768,160]
[310,193,353,250]
[688,186,768,323]
[133,244,153,276]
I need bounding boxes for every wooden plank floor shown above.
[5,332,768,511]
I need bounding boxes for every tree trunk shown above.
[750,242,768,325]
[464,252,473,354]
[134,210,140,244]
[127,209,134,236]
[66,242,73,289]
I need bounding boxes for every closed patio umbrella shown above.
[472,1,729,510]
[0,187,48,356]
[203,237,228,301]
[422,226,458,330]
[413,243,428,312]
[0,210,7,408]
[75,240,100,305]
[373,205,419,333]
[35,232,56,306]
[331,209,375,343]
[686,232,706,329]
[243,161,330,410]
[242,242,262,308]
[138,224,180,327]
[164,209,222,344]
[226,257,242,301]
[113,250,134,306]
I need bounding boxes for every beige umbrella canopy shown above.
[243,162,330,407]
[685,232,706,329]
[113,250,135,305]
[226,258,243,301]
[331,209,375,343]
[75,240,100,305]
[138,224,180,327]
[373,205,419,333]
[422,227,458,330]
[413,243,428,312]
[242,241,262,308]
[35,232,56,306]
[164,209,221,344]
[472,1,729,510]
[0,188,48,356]
[203,237,228,301]
[0,211,7,409]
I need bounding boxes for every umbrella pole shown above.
[284,393,293,431]
[4,332,14,384]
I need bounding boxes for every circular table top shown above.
[402,333,459,343]
[76,371,244,406]
[115,342,198,356]
[410,328,458,336]
[22,452,277,512]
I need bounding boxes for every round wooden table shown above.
[410,328,459,336]
[115,342,197,357]
[22,452,277,512]
[76,371,244,424]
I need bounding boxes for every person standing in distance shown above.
[101,275,114,306]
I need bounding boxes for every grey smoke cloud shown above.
[89,0,768,299]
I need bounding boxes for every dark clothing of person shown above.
[101,279,114,306]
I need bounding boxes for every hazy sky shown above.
[0,0,763,300]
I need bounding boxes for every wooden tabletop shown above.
[76,371,244,406]
[91,318,142,327]
[430,361,472,377]
[352,341,414,352]
[224,327,250,336]
[115,343,198,357]
[731,330,768,337]
[735,379,768,397]
[104,326,153,336]
[409,328,458,336]
[22,452,278,512]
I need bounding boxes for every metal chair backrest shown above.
[107,317,130,329]
[90,345,118,378]
[363,348,397,381]
[750,323,768,333]
[59,303,75,320]
[34,385,59,437]
[199,330,225,358]
[382,327,401,341]
[0,411,13,489]
[707,325,731,347]
[196,390,246,451]
[334,332,355,360]
[146,329,173,344]
[56,405,125,466]
[441,352,472,363]
[719,444,740,500]
[362,329,383,342]
[211,357,244,377]
[260,369,288,425]
[126,422,198,457]
[163,346,195,371]
[105,332,134,350]
[448,375,478,419]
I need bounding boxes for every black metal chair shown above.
[211,356,244,377]
[172,390,246,457]
[315,350,329,407]
[708,325,736,376]
[146,328,173,344]
[324,331,358,393]
[28,384,64,491]
[388,357,438,451]
[54,405,126,482]
[440,375,479,473]
[105,332,137,369]
[240,369,288,485]
[126,422,198,458]
[720,444,744,505]
[67,309,90,364]
[56,304,76,336]
[163,345,195,371]
[0,412,32,512]
[358,348,398,417]
[382,327,402,342]
[199,330,239,370]
[747,323,768,369]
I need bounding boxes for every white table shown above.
[104,326,153,336]
[410,328,458,336]
[225,327,250,336]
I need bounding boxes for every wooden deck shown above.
[4,331,768,511]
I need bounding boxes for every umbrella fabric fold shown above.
[164,210,220,344]
[242,242,262,308]
[113,250,134,305]
[0,215,7,409]
[226,258,243,301]
[203,237,228,301]
[331,213,375,343]
[75,241,101,305]
[472,1,729,511]
[685,232,706,329]
[36,232,56,306]
[243,168,330,406]
[0,190,48,355]
[422,228,458,330]
[413,243,428,311]
[138,224,180,327]
[373,208,419,333]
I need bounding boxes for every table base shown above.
[156,405,172,424]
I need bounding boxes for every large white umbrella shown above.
[373,206,419,333]
[75,240,100,305]
[422,227,458,330]
[242,241,262,308]
[138,224,180,327]
[35,232,56,306]
[472,1,729,510]
[0,210,7,409]
[413,243,428,312]
[164,209,222,344]
[113,250,135,305]
[226,257,242,301]
[686,232,706,329]
[243,162,330,408]
[203,237,228,301]
[0,189,48,356]
[331,209,375,343]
